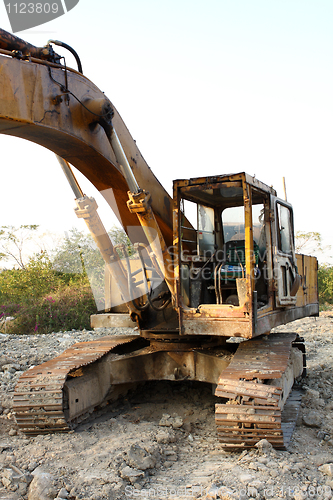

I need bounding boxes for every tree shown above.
[109,225,135,257]
[51,226,134,311]
[0,225,39,269]
[52,228,102,274]
[52,225,134,273]
[295,231,330,259]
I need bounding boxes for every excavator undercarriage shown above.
[0,28,318,449]
[13,332,306,449]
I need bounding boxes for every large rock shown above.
[302,410,322,428]
[120,466,144,484]
[239,473,254,484]
[28,472,57,500]
[1,466,32,497]
[155,429,176,444]
[302,388,325,408]
[318,463,333,477]
[255,439,273,455]
[2,364,20,373]
[126,444,156,470]
[158,413,183,429]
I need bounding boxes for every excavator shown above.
[0,28,318,449]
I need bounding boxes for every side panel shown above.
[296,254,319,307]
[255,253,319,335]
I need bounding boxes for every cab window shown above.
[277,203,293,254]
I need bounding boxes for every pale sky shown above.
[0,0,332,262]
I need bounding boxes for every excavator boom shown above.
[0,28,174,248]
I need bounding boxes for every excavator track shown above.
[14,331,305,450]
[13,335,138,436]
[215,333,305,449]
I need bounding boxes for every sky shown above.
[0,0,332,262]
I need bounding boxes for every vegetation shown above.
[318,265,333,308]
[295,230,328,256]
[0,225,133,334]
[0,225,39,269]
[295,231,333,308]
[0,252,95,334]
[0,226,332,334]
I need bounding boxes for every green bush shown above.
[0,225,135,335]
[2,283,96,334]
[0,253,60,302]
[0,253,97,334]
[318,264,333,306]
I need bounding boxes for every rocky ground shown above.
[0,313,333,500]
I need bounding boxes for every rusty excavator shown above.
[0,29,318,449]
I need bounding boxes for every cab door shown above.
[271,197,300,306]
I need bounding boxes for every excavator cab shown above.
[175,173,274,310]
[172,173,313,338]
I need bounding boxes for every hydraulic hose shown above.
[48,39,83,73]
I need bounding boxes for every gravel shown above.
[0,314,333,500]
